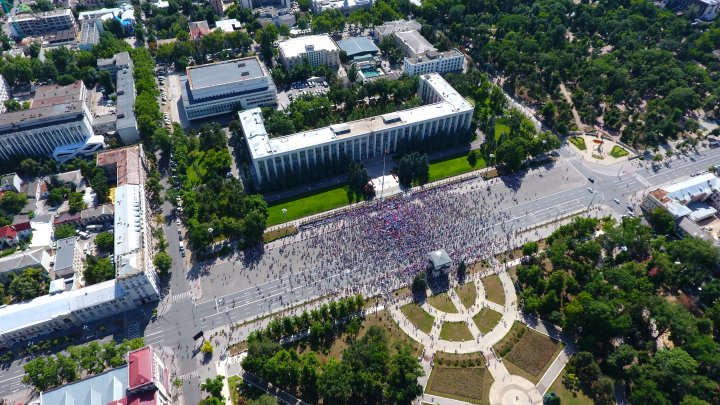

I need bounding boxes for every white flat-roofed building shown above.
[393,30,464,75]
[97,145,159,305]
[0,81,105,163]
[242,73,473,186]
[79,18,104,51]
[373,19,421,41]
[215,18,243,33]
[0,279,133,349]
[311,0,373,14]
[180,56,277,121]
[278,35,341,70]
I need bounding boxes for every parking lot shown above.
[277,80,330,110]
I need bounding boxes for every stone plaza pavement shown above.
[391,261,576,405]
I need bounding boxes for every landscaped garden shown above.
[401,303,435,334]
[439,321,474,341]
[427,292,459,313]
[481,274,505,305]
[609,145,629,158]
[455,282,477,309]
[569,136,587,150]
[428,152,487,182]
[494,118,510,140]
[472,308,503,334]
[426,352,493,404]
[493,322,564,384]
[548,369,595,405]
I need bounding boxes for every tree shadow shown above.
[428,272,450,295]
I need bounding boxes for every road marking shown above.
[171,291,193,303]
[179,370,199,381]
[0,375,22,384]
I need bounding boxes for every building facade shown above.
[53,236,83,280]
[310,0,373,14]
[393,30,464,75]
[0,81,105,163]
[242,73,473,186]
[0,74,12,113]
[180,56,277,121]
[278,35,341,70]
[10,9,77,39]
[79,18,103,51]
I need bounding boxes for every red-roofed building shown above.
[0,226,18,248]
[12,221,32,239]
[127,346,169,402]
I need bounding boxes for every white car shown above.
[587,187,593,193]
[613,198,620,204]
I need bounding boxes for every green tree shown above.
[95,232,114,253]
[84,256,114,285]
[9,268,49,301]
[200,375,224,399]
[386,342,424,404]
[318,358,353,404]
[153,251,172,276]
[649,207,676,235]
[201,340,214,356]
[54,224,76,240]
[68,192,86,213]
[22,356,61,391]
[1,191,27,214]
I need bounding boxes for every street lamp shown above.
[208,227,214,245]
[282,208,288,238]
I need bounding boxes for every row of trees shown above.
[171,124,268,250]
[243,325,423,404]
[22,338,145,392]
[515,216,720,404]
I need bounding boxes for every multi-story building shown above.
[9,9,77,39]
[0,81,105,163]
[79,18,104,51]
[97,145,160,305]
[278,35,341,70]
[238,0,290,8]
[97,51,132,79]
[373,19,421,42]
[39,345,170,405]
[393,30,464,75]
[310,0,373,14]
[53,236,83,280]
[180,56,277,121]
[0,279,134,349]
[116,60,139,144]
[674,0,719,20]
[256,7,296,28]
[242,73,474,186]
[0,74,12,113]
[210,0,224,15]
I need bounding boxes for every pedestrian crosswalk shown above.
[179,371,199,381]
[172,291,193,303]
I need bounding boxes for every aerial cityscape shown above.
[0,0,719,404]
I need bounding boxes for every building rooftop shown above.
[98,51,132,70]
[128,347,153,390]
[374,19,421,37]
[659,173,720,204]
[395,30,436,56]
[0,100,86,135]
[0,248,50,277]
[97,145,145,187]
[116,66,136,132]
[428,249,452,269]
[0,279,124,334]
[312,0,373,12]
[32,81,84,108]
[215,18,243,32]
[278,35,339,59]
[13,8,73,21]
[189,21,210,39]
[113,184,145,279]
[39,365,129,405]
[186,57,266,91]
[80,20,102,48]
[406,48,463,64]
[244,73,472,160]
[336,37,380,58]
[54,237,77,274]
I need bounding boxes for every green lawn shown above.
[493,322,564,384]
[481,275,505,305]
[439,321,474,341]
[569,136,586,151]
[427,292,459,313]
[610,145,629,158]
[227,375,242,405]
[548,370,595,405]
[473,308,503,334]
[266,186,353,226]
[455,282,477,309]
[400,303,435,334]
[428,153,487,182]
[494,118,510,141]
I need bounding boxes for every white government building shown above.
[241,73,473,186]
[394,30,464,76]
[180,56,278,121]
[278,35,341,70]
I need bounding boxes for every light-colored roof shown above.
[374,19,421,36]
[278,35,339,59]
[0,248,50,275]
[54,236,77,274]
[40,365,128,405]
[394,30,436,55]
[661,173,720,204]
[428,249,452,269]
[215,18,243,32]
[114,184,144,279]
[336,37,380,57]
[186,57,265,90]
[311,0,373,12]
[243,73,472,160]
[0,279,124,334]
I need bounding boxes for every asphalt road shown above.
[3,144,720,403]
